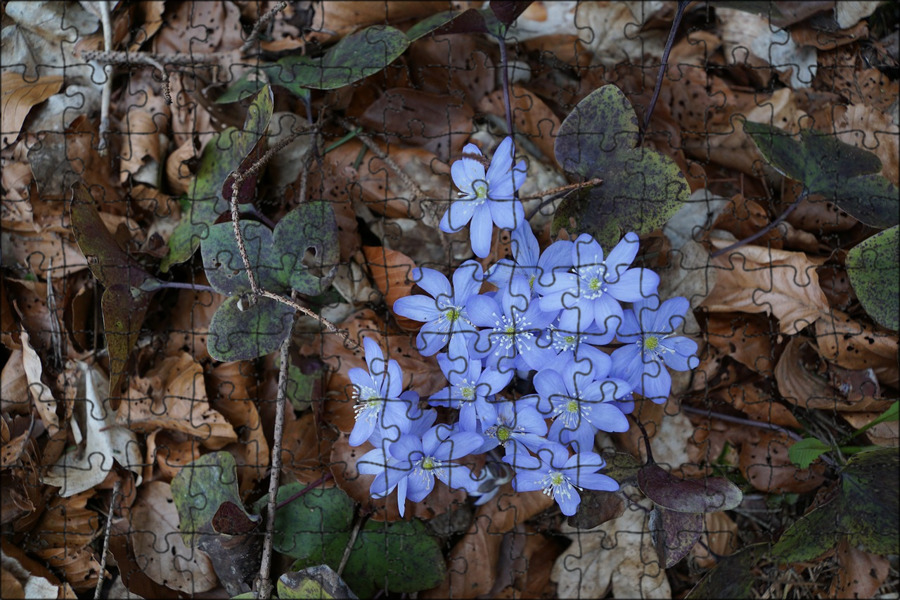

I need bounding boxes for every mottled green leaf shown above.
[256,484,355,563]
[162,85,274,271]
[846,226,899,331]
[272,202,340,295]
[743,121,898,228]
[201,220,283,296]
[278,566,357,600]
[553,85,689,248]
[271,26,408,93]
[788,437,832,469]
[207,295,294,361]
[171,452,249,546]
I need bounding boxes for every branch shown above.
[96,1,113,155]
[93,480,121,600]
[239,1,288,55]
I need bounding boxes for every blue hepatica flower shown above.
[429,351,512,432]
[537,232,659,336]
[531,360,631,453]
[370,424,483,517]
[538,323,616,374]
[505,442,618,516]
[467,275,555,373]
[348,337,411,447]
[392,261,483,356]
[479,397,549,458]
[443,137,527,258]
[611,295,700,403]
[486,222,541,290]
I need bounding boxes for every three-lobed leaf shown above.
[553,85,689,248]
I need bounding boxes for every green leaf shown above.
[207,295,295,361]
[270,26,408,93]
[201,221,283,296]
[217,70,269,104]
[340,520,446,598]
[846,226,899,331]
[272,202,340,295]
[788,437,832,469]
[162,85,274,271]
[856,402,900,435]
[743,121,899,228]
[552,85,689,248]
[257,484,355,563]
[772,448,899,562]
[171,452,253,546]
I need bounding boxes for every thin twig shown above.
[681,405,803,441]
[93,480,121,600]
[97,1,113,155]
[336,118,425,200]
[524,178,603,220]
[710,195,804,258]
[257,329,294,600]
[640,0,688,142]
[227,128,353,346]
[83,50,192,105]
[498,34,514,137]
[273,472,334,511]
[239,1,288,55]
[337,511,366,578]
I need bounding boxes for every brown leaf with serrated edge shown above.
[119,352,237,448]
[0,72,63,148]
[702,238,831,335]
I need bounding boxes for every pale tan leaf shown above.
[0,72,63,148]
[20,331,59,435]
[129,481,218,593]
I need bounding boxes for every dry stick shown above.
[524,178,603,220]
[336,512,366,578]
[226,129,352,346]
[93,480,121,600]
[710,193,804,258]
[239,1,288,55]
[257,328,294,600]
[96,0,113,155]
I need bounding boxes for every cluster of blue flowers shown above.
[350,138,699,517]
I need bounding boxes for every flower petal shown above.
[604,232,640,275]
[469,204,494,258]
[607,268,659,302]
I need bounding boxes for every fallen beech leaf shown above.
[815,309,899,387]
[702,237,831,335]
[19,331,59,435]
[130,481,218,593]
[830,537,891,598]
[362,246,419,329]
[739,431,826,494]
[689,512,740,569]
[0,72,63,148]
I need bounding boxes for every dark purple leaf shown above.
[649,506,704,568]
[212,501,261,535]
[489,1,534,26]
[638,464,742,513]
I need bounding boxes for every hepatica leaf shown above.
[772,448,899,562]
[162,85,274,271]
[638,464,743,513]
[650,506,704,568]
[743,120,899,228]
[207,295,295,361]
[553,85,689,249]
[846,225,899,331]
[272,201,340,295]
[257,484,355,564]
[202,220,283,296]
[271,25,408,93]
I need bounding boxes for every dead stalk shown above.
[93,479,121,600]
[96,1,113,155]
[239,1,288,55]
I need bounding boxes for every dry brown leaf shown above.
[20,330,59,435]
[739,431,826,493]
[317,1,451,39]
[776,337,892,413]
[281,411,333,485]
[118,353,237,448]
[830,537,891,597]
[833,102,900,186]
[690,511,740,569]
[128,1,165,52]
[0,538,76,599]
[815,309,899,387]
[118,90,169,186]
[702,237,831,335]
[706,312,780,376]
[0,72,63,148]
[145,429,202,483]
[128,481,218,593]
[841,412,899,447]
[163,281,223,362]
[423,489,554,599]
[359,88,474,163]
[478,85,562,166]
[361,245,419,329]
[1,350,30,415]
[164,138,196,195]
[407,35,496,109]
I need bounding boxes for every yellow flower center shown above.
[550,472,565,486]
[589,277,601,291]
[461,386,475,400]
[446,307,461,322]
[474,184,488,199]
[566,400,579,413]
[422,457,435,470]
[644,336,659,351]
[497,427,510,442]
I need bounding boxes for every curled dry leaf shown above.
[776,337,892,413]
[118,86,169,186]
[815,309,899,388]
[118,352,237,448]
[739,431,826,494]
[163,282,223,362]
[702,237,831,335]
[0,538,76,599]
[0,72,63,148]
[129,481,218,593]
[19,330,59,435]
[689,511,740,569]
[145,429,202,483]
